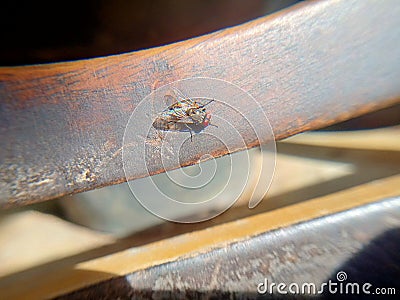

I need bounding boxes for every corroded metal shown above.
[56,197,400,299]
[1,0,400,208]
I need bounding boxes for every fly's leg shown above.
[156,128,165,141]
[184,123,194,141]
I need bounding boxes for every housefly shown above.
[152,88,215,141]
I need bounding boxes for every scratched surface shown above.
[56,197,400,299]
[1,0,400,207]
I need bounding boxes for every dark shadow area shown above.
[1,0,301,66]
[318,103,400,131]
[322,228,400,299]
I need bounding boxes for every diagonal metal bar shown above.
[1,0,400,208]
[1,175,399,299]
[55,197,400,299]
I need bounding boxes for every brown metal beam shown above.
[56,196,400,299]
[1,174,399,299]
[1,0,400,208]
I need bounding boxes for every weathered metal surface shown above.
[1,0,400,208]
[1,176,399,299]
[56,196,400,299]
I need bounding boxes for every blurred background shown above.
[1,0,299,66]
[0,0,399,282]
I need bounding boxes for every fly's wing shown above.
[167,87,198,108]
[157,96,187,122]
[161,88,198,117]
[163,89,181,109]
[161,89,185,113]
[191,97,214,108]
[166,88,216,110]
[156,89,182,118]
[153,88,193,131]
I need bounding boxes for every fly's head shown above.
[202,112,211,127]
[188,107,207,125]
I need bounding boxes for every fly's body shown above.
[152,88,214,140]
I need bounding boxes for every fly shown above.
[153,87,215,141]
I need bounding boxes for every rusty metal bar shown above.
[57,196,400,298]
[1,0,400,208]
[1,175,399,299]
